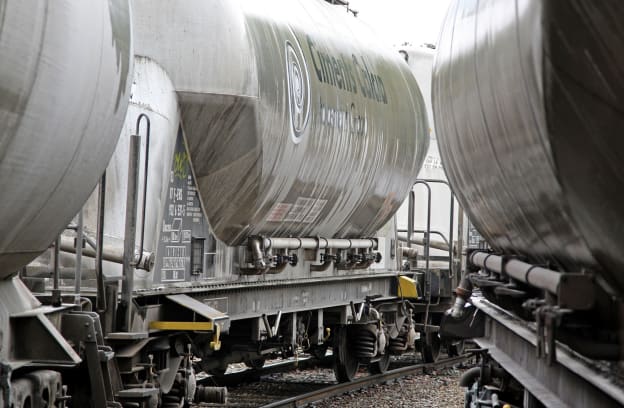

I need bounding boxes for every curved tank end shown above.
[0,0,133,277]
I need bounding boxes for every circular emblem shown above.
[285,40,310,143]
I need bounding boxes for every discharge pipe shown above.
[469,251,560,295]
[261,237,376,250]
[450,275,473,318]
[397,232,449,252]
[60,236,154,271]
[400,247,418,259]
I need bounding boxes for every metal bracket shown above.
[155,294,230,333]
[349,301,365,322]
[11,313,82,365]
[439,304,486,339]
[262,311,282,338]
[534,305,572,365]
[210,324,222,351]
[468,273,505,288]
[0,362,11,406]
[557,273,596,310]
[61,312,117,408]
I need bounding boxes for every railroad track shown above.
[258,354,474,408]
[201,355,334,387]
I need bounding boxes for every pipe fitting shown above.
[459,366,481,387]
[248,237,267,270]
[450,297,467,319]
[401,246,418,259]
[450,276,473,318]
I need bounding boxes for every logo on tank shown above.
[285,40,311,143]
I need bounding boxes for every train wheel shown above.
[421,330,441,363]
[368,352,391,374]
[333,326,359,382]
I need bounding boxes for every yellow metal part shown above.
[210,323,222,351]
[398,275,419,298]
[149,321,214,331]
[323,327,331,341]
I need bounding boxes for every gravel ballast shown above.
[311,367,466,408]
[194,356,469,407]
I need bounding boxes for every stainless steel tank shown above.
[433,0,624,293]
[0,0,132,277]
[131,0,429,245]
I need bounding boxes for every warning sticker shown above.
[303,199,327,224]
[284,197,316,222]
[267,203,293,222]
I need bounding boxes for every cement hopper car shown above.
[435,2,624,405]
[131,0,429,245]
[433,0,624,294]
[0,0,133,278]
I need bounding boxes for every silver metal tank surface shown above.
[0,0,133,277]
[433,0,624,293]
[132,0,429,245]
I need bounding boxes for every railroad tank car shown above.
[3,1,450,406]
[131,0,428,246]
[68,0,429,288]
[433,0,624,295]
[0,0,133,406]
[0,0,132,278]
[435,1,624,407]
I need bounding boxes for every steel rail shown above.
[203,355,334,387]
[260,354,473,408]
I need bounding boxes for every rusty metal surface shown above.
[131,0,429,245]
[433,0,624,292]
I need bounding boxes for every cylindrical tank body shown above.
[433,0,624,293]
[132,0,429,245]
[0,0,133,278]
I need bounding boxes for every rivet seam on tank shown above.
[285,39,311,144]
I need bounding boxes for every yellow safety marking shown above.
[210,323,222,351]
[398,275,419,299]
[149,321,214,331]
